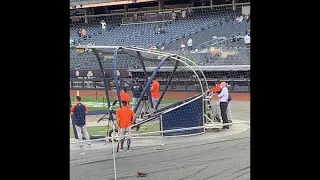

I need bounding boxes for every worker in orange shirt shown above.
[116,101,136,151]
[110,87,131,109]
[210,81,221,94]
[150,76,160,110]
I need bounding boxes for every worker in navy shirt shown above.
[131,78,143,111]
[71,96,91,148]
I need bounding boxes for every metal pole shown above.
[136,51,154,109]
[92,49,111,108]
[111,135,117,180]
[113,47,122,108]
[70,97,78,139]
[232,0,235,11]
[134,55,171,113]
[155,60,179,109]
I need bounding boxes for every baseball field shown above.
[70,90,250,138]
[70,90,250,108]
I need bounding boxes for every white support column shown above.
[232,0,236,11]
[190,0,195,7]
[84,8,88,24]
[158,0,164,11]
[201,0,206,6]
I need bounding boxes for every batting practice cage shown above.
[70,45,250,180]
[74,45,211,136]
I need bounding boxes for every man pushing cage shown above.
[208,81,232,122]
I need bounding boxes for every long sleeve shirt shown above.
[218,87,228,102]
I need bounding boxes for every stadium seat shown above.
[70,7,250,69]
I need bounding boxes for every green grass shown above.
[70,96,115,111]
[70,96,181,111]
[70,123,160,138]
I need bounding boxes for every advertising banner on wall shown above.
[70,69,130,79]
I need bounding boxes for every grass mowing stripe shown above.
[70,123,160,138]
[70,96,182,111]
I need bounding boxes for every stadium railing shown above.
[70,3,250,25]
[195,29,249,50]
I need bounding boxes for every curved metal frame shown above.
[92,48,112,109]
[125,46,209,92]
[112,47,122,108]
[75,45,210,112]
[127,56,206,112]
[133,55,170,112]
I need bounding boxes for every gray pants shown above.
[75,125,90,143]
[132,98,139,111]
[210,100,232,120]
[227,102,232,120]
[152,98,159,109]
[132,98,149,115]
[119,127,131,140]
